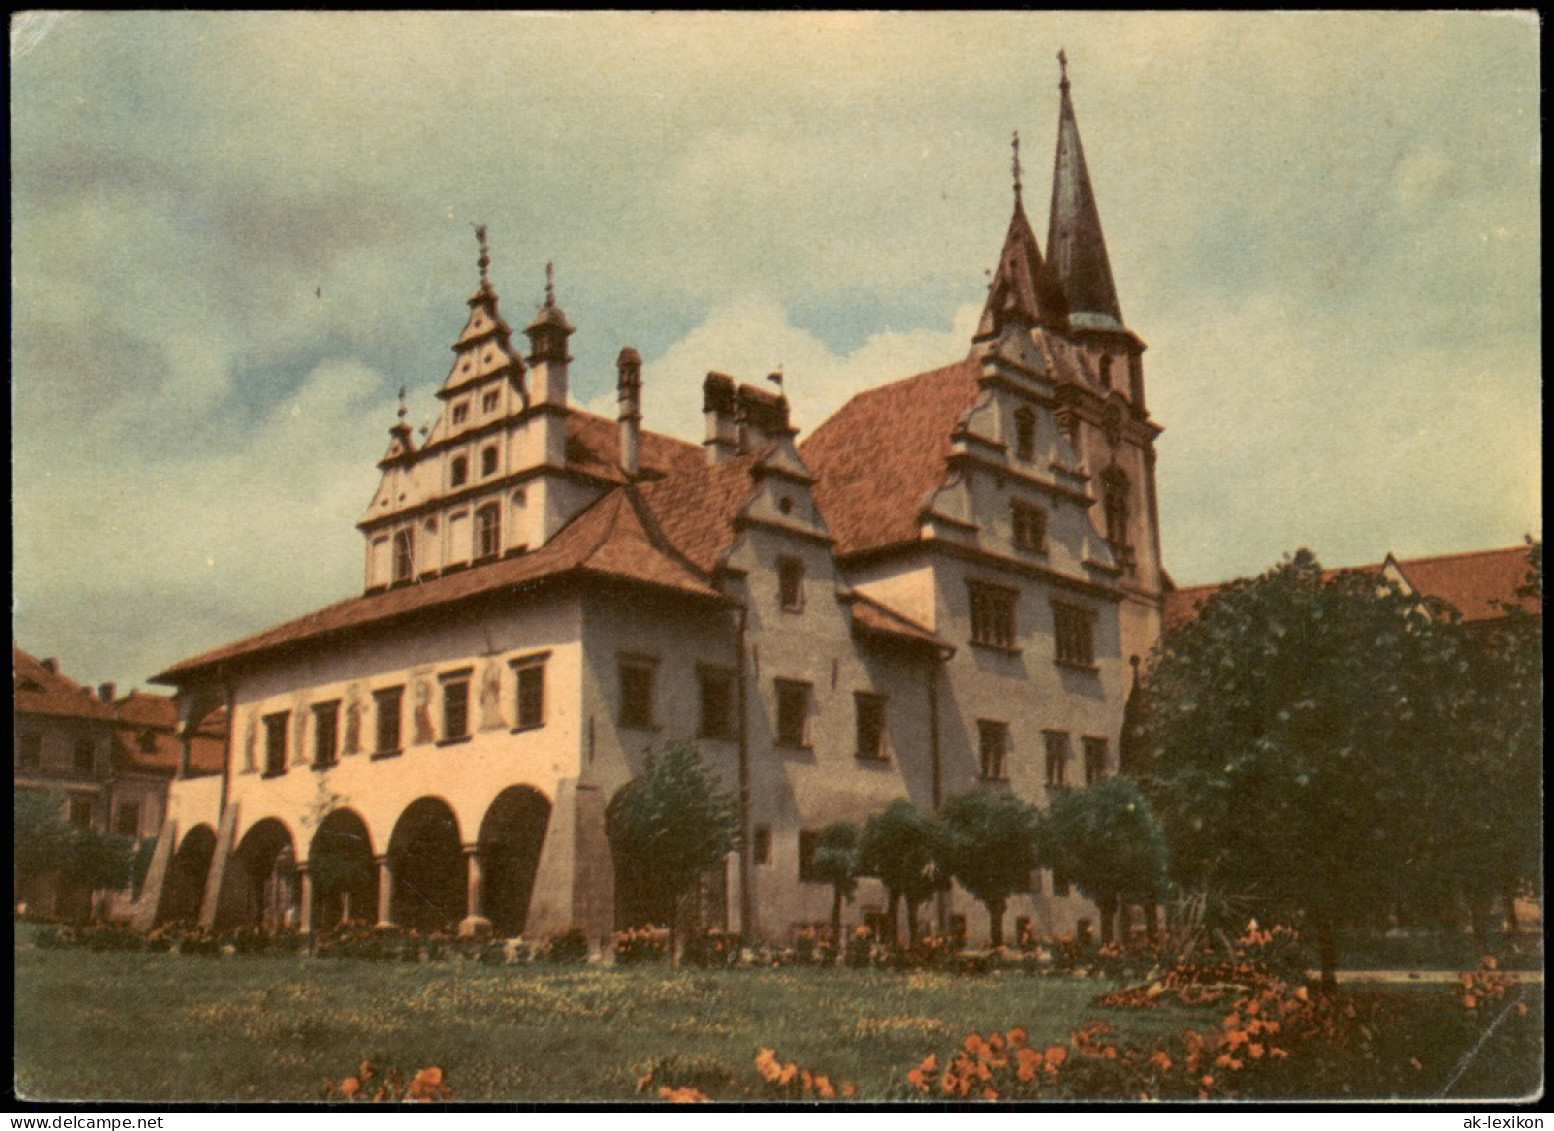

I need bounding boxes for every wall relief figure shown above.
[479,659,505,731]
[342,684,364,755]
[412,675,435,746]
[243,714,258,773]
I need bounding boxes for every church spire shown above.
[440,225,525,400]
[976,129,1070,340]
[1046,49,1124,330]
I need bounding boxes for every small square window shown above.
[312,701,340,768]
[1083,737,1109,784]
[264,711,290,775]
[753,825,772,867]
[481,446,499,477]
[978,720,1009,781]
[441,673,471,741]
[374,687,403,754]
[515,663,545,730]
[778,556,804,612]
[482,390,500,414]
[1044,730,1070,788]
[775,680,810,748]
[619,659,657,729]
[698,667,736,740]
[451,402,470,425]
[854,692,887,761]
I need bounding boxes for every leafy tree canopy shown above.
[1043,777,1169,909]
[606,743,737,911]
[941,791,1041,947]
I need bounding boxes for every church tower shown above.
[1043,50,1165,673]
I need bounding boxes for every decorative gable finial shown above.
[1058,47,1069,90]
[544,260,555,308]
[397,385,408,421]
[475,224,490,284]
[1011,130,1023,206]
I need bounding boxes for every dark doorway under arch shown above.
[478,787,550,938]
[160,824,217,925]
[389,797,464,932]
[309,808,376,930]
[234,818,296,929]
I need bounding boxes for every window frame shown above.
[777,555,805,613]
[18,732,43,770]
[1043,729,1070,789]
[774,679,811,750]
[115,801,141,838]
[68,796,95,829]
[797,829,821,883]
[697,666,737,741]
[439,670,473,744]
[481,389,501,415]
[72,737,95,776]
[392,529,415,584]
[451,401,470,426]
[618,656,659,730]
[263,711,290,777]
[373,686,404,757]
[1083,736,1109,785]
[752,824,773,867]
[967,580,1019,652]
[1011,501,1048,553]
[1013,406,1037,461]
[1051,601,1097,669]
[450,454,469,487]
[854,691,888,761]
[480,445,499,478]
[511,658,546,732]
[475,502,502,559]
[312,700,340,768]
[977,719,1010,781]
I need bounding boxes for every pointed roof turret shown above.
[1046,50,1125,332]
[378,386,416,467]
[525,261,575,363]
[976,131,1070,340]
[441,225,525,398]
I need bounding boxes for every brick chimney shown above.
[703,372,738,465]
[735,382,792,453]
[41,657,58,674]
[616,348,642,478]
[98,682,117,704]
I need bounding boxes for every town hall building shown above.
[136,63,1167,948]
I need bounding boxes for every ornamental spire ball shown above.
[475,224,490,284]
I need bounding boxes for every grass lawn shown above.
[12,927,1543,1104]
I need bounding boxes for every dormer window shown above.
[452,402,470,425]
[778,556,804,612]
[476,503,501,559]
[451,456,469,488]
[1012,502,1047,553]
[481,446,498,478]
[482,390,500,414]
[392,530,415,583]
[1013,407,1036,461]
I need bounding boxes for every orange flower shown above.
[637,1070,654,1093]
[659,1086,710,1103]
[408,1066,445,1101]
[1007,1026,1029,1047]
[813,1075,835,1100]
[1149,1051,1172,1072]
[359,1060,378,1081]
[1044,1045,1067,1067]
[339,1077,361,1100]
[1248,1043,1265,1060]
[981,1087,999,1100]
[755,1048,781,1083]
[1015,1047,1043,1083]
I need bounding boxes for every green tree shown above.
[941,791,1040,947]
[14,790,137,918]
[1042,777,1168,946]
[810,821,861,958]
[605,744,737,966]
[857,800,950,948]
[1142,549,1473,989]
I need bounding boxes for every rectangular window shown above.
[482,390,500,414]
[854,692,887,761]
[1013,407,1036,461]
[1083,737,1109,785]
[698,667,736,740]
[450,455,469,488]
[1044,730,1070,788]
[968,581,1017,650]
[778,556,804,612]
[441,672,471,741]
[68,797,94,829]
[798,829,820,883]
[978,720,1009,781]
[1012,502,1047,552]
[115,801,141,838]
[1052,602,1096,668]
[619,658,657,729]
[753,825,772,867]
[451,401,469,425]
[514,662,545,730]
[18,733,42,770]
[481,446,499,477]
[775,679,810,749]
[73,738,95,776]
[392,529,415,583]
[312,701,340,768]
[374,687,403,755]
[476,503,502,559]
[264,712,290,776]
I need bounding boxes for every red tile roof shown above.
[155,480,727,684]
[566,410,704,483]
[1390,546,1540,623]
[637,452,765,573]
[13,645,116,721]
[1162,546,1539,631]
[801,357,982,557]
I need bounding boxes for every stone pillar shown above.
[296,865,313,934]
[376,854,395,928]
[178,732,193,780]
[459,845,491,938]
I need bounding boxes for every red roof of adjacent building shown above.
[801,357,982,558]
[1162,546,1539,632]
[13,645,117,722]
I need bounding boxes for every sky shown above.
[11,11,1542,694]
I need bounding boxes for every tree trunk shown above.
[830,886,844,957]
[906,900,920,948]
[1316,915,1338,994]
[1118,902,1134,943]
[1144,899,1160,944]
[886,890,901,950]
[1098,895,1118,945]
[988,898,1006,948]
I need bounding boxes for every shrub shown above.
[682,928,739,969]
[615,926,669,966]
[544,926,590,964]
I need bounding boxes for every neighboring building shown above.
[13,645,224,920]
[146,64,1166,947]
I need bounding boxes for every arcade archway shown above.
[478,787,550,938]
[388,798,464,932]
[309,809,375,930]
